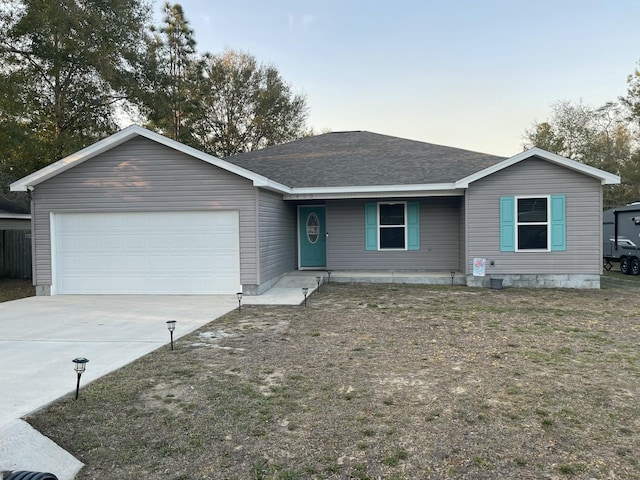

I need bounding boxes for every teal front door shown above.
[299,206,326,268]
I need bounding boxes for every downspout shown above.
[27,186,36,285]
[254,188,261,287]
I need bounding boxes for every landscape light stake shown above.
[451,271,455,286]
[72,357,89,400]
[166,320,176,350]
[302,287,309,307]
[316,275,322,293]
[236,292,243,312]
[327,270,332,283]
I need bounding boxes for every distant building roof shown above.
[0,196,29,215]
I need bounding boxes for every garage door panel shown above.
[103,234,125,249]
[53,211,241,294]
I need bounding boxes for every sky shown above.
[156,0,640,156]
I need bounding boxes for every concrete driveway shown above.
[0,295,237,479]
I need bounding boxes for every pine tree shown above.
[0,0,150,190]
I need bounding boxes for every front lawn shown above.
[29,280,640,479]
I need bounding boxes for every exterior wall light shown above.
[72,357,89,400]
[166,320,177,350]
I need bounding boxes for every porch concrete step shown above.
[329,271,464,285]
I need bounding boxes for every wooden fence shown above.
[0,229,32,279]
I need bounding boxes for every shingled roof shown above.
[225,131,506,188]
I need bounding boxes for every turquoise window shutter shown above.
[407,201,420,250]
[365,202,378,250]
[500,196,515,252]
[550,195,566,251]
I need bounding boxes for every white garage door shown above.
[52,211,241,294]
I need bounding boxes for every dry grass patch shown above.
[29,279,640,479]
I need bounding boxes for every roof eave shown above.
[455,147,621,188]
[10,127,142,191]
[0,213,31,220]
[284,183,462,200]
[10,125,290,193]
[252,177,291,193]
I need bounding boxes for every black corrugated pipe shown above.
[4,471,59,480]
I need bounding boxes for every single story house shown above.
[10,125,619,295]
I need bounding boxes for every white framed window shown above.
[516,196,549,251]
[500,195,565,253]
[378,202,407,250]
[365,201,420,251]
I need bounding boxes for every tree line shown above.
[4,1,639,212]
[0,0,308,201]
[524,68,640,209]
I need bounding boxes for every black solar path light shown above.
[236,292,243,312]
[451,271,455,286]
[166,320,176,350]
[326,270,332,283]
[316,275,322,293]
[72,357,89,400]
[302,287,309,307]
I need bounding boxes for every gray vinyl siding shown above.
[32,137,258,289]
[465,157,602,275]
[326,197,461,270]
[257,189,297,283]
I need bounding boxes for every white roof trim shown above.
[10,125,291,194]
[284,184,461,200]
[455,147,621,188]
[285,189,464,200]
[288,183,457,195]
[0,213,30,220]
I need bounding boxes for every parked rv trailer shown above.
[603,204,640,274]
